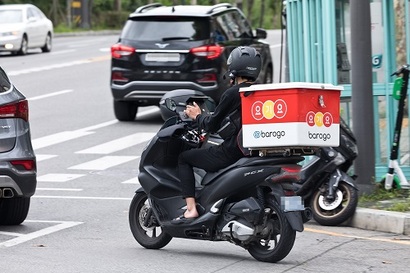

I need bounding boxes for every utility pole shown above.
[350,0,375,193]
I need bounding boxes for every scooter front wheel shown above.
[311,181,358,226]
[129,192,172,249]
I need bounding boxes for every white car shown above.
[0,4,53,55]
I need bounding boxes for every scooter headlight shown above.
[333,152,346,165]
[341,135,358,158]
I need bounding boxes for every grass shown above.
[359,186,410,212]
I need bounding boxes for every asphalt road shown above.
[0,31,409,272]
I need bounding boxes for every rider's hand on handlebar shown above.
[184,102,201,120]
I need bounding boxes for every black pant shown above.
[178,147,239,198]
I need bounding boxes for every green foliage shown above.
[359,187,410,212]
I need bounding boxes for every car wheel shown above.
[17,35,28,55]
[0,197,30,225]
[41,33,52,53]
[114,100,138,121]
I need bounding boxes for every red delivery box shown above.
[239,82,342,149]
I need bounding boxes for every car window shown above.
[122,17,210,41]
[231,11,253,38]
[212,20,228,42]
[216,11,253,39]
[0,69,11,93]
[27,7,37,20]
[30,7,45,19]
[0,10,23,24]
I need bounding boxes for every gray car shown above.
[0,66,36,225]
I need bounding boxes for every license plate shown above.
[281,196,304,212]
[145,53,180,62]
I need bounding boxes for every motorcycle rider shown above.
[172,46,262,224]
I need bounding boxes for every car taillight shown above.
[0,100,29,122]
[111,44,135,59]
[269,165,301,183]
[197,73,217,83]
[190,45,224,59]
[112,72,129,83]
[11,160,36,171]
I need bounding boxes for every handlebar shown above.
[391,64,410,77]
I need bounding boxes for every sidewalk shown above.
[348,207,410,235]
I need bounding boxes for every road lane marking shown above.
[32,131,94,150]
[33,195,132,200]
[0,220,83,248]
[121,177,140,184]
[36,188,83,192]
[37,173,85,182]
[305,227,410,246]
[36,154,58,162]
[75,120,118,132]
[50,49,76,55]
[31,107,158,150]
[76,132,155,154]
[28,89,73,101]
[7,60,93,76]
[68,155,139,170]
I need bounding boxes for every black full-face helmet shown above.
[227,46,262,81]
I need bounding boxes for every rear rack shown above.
[255,147,318,157]
[206,3,233,14]
[135,3,162,13]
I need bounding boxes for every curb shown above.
[349,207,410,235]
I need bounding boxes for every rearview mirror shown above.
[165,98,177,112]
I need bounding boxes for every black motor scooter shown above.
[128,96,310,263]
[295,118,359,226]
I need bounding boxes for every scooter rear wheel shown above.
[247,198,296,263]
[311,181,358,226]
[129,192,172,249]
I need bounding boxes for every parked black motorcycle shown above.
[295,118,359,226]
[129,96,310,263]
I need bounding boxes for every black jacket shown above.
[195,82,251,160]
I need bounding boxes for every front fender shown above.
[135,186,145,194]
[330,169,358,190]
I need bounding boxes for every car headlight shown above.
[1,31,19,37]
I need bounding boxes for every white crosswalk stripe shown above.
[121,177,140,184]
[33,114,156,196]
[37,173,86,182]
[68,155,139,171]
[76,132,155,154]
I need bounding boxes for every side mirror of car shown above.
[255,28,267,39]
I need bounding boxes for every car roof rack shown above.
[135,3,162,13]
[206,3,233,14]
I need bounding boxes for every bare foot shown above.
[183,210,198,219]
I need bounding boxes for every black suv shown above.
[110,3,273,121]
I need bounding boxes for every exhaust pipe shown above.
[2,188,14,198]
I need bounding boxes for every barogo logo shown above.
[253,130,286,139]
[306,111,334,141]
